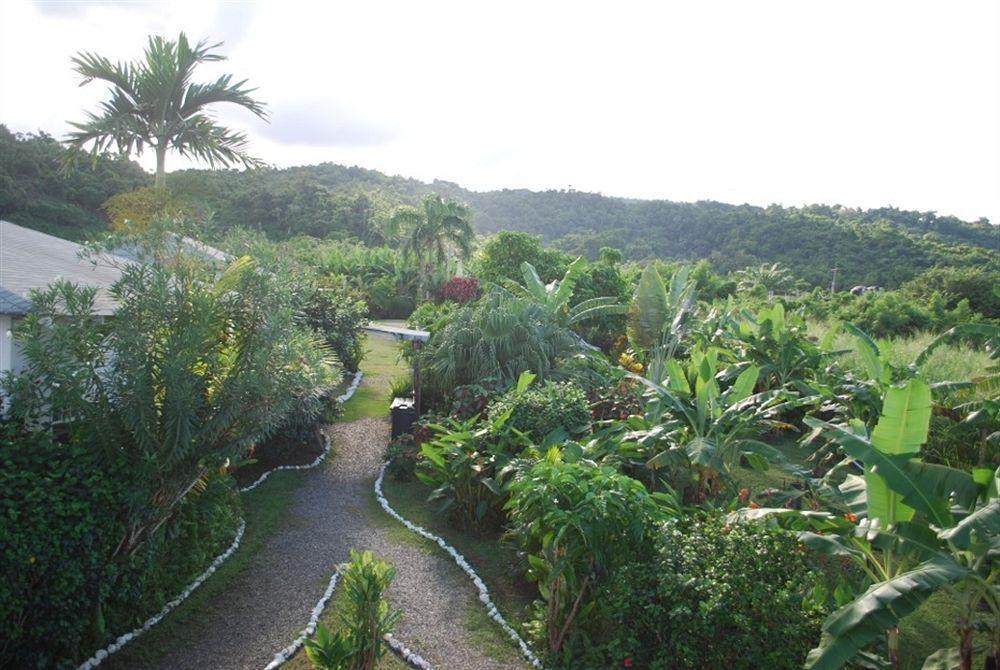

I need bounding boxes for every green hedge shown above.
[488,381,591,442]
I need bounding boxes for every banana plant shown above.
[734,378,999,670]
[925,323,1000,467]
[731,302,842,391]
[627,264,698,384]
[823,322,979,429]
[633,346,806,502]
[504,256,627,327]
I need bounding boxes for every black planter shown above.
[390,396,417,439]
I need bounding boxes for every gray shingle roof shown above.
[0,220,125,315]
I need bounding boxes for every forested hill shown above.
[2,125,996,289]
[170,161,998,288]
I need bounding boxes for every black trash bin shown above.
[390,397,417,439]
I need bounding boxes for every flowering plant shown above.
[441,276,479,303]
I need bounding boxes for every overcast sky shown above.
[2,0,998,223]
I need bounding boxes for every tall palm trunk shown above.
[154,144,167,188]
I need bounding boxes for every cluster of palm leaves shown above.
[65,32,267,186]
[735,262,796,296]
[387,194,474,300]
[423,289,579,393]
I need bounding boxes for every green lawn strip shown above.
[379,477,533,664]
[339,334,409,422]
[899,590,991,670]
[104,468,308,668]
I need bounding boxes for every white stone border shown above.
[240,370,362,493]
[262,569,340,669]
[374,462,544,669]
[76,518,247,670]
[75,370,364,670]
[385,633,434,669]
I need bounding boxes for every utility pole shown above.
[830,266,838,296]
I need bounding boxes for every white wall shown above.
[0,315,11,374]
[0,315,25,375]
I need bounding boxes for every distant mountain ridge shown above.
[172,161,997,288]
[2,125,996,290]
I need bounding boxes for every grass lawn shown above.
[339,333,410,422]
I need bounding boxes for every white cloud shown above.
[1,0,998,223]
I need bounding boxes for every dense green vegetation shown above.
[163,166,1000,289]
[0,226,364,668]
[383,244,999,669]
[2,28,997,670]
[2,128,995,292]
[0,125,149,239]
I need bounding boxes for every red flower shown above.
[748,501,761,509]
[843,512,858,523]
[442,276,480,303]
[623,660,634,668]
[738,487,750,503]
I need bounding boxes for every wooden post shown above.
[412,341,422,415]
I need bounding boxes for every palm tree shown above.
[734,262,794,296]
[65,32,267,187]
[388,194,474,298]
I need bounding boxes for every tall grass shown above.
[807,322,993,386]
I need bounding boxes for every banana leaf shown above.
[938,499,1000,550]
[806,417,977,528]
[843,322,886,384]
[805,558,969,670]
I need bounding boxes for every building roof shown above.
[364,323,431,342]
[0,220,125,316]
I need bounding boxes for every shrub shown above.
[0,425,238,669]
[406,299,457,333]
[445,380,508,420]
[591,514,826,670]
[305,280,368,372]
[487,380,591,442]
[388,375,414,399]
[505,459,668,659]
[385,434,418,482]
[472,230,570,285]
[901,265,1000,320]
[416,416,512,531]
[0,427,126,668]
[305,550,401,670]
[1,245,337,666]
[441,276,479,303]
[421,291,578,397]
[102,185,196,234]
[590,378,644,421]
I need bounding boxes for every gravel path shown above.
[135,418,527,670]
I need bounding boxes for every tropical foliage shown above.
[65,33,267,185]
[3,30,997,670]
[0,236,349,667]
[305,550,402,670]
